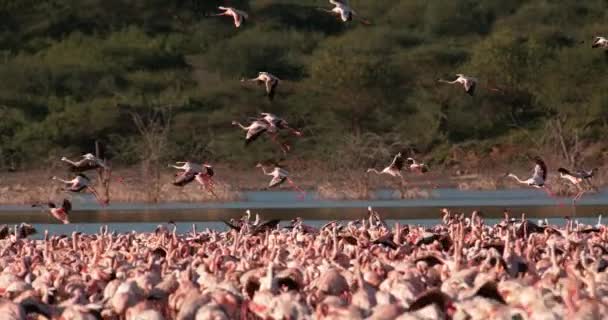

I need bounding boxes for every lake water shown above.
[1,188,606,235]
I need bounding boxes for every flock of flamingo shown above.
[27,0,603,225]
[1,2,607,319]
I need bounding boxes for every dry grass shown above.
[457,175,499,191]
[0,162,605,205]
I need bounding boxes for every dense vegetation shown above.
[1,0,608,172]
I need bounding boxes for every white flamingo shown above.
[506,157,547,188]
[557,167,597,201]
[51,174,105,205]
[406,157,429,173]
[366,152,405,178]
[506,157,558,200]
[210,6,249,28]
[592,36,608,49]
[61,153,109,172]
[232,120,269,146]
[168,161,203,175]
[318,0,371,24]
[242,72,280,101]
[256,163,305,198]
[438,74,478,96]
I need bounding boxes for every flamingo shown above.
[259,113,302,137]
[242,72,280,101]
[438,74,478,96]
[557,167,597,201]
[33,199,72,224]
[256,163,305,198]
[232,120,269,146]
[406,157,428,173]
[51,174,106,205]
[592,36,608,49]
[61,153,109,172]
[318,0,371,24]
[439,74,503,96]
[506,157,557,199]
[260,112,303,153]
[210,6,248,28]
[366,152,404,178]
[169,161,203,175]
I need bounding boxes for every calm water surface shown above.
[1,188,606,235]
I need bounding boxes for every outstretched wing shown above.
[464,79,476,96]
[62,199,72,212]
[532,157,547,181]
[173,172,196,186]
[67,159,99,172]
[266,80,278,100]
[245,123,268,145]
[222,220,241,231]
[390,152,404,171]
[251,219,280,235]
[268,176,287,188]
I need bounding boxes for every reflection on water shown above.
[0,188,606,234]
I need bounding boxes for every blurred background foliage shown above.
[1,0,607,171]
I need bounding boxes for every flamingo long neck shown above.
[170,164,186,171]
[260,167,271,175]
[366,168,382,175]
[507,174,527,184]
[438,79,458,84]
[61,158,79,166]
[53,177,71,184]
[234,122,248,130]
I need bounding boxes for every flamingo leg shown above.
[201,176,219,199]
[272,134,290,154]
[286,178,306,200]
[87,186,107,206]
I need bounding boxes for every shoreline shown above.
[0,165,605,205]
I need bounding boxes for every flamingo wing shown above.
[173,172,196,186]
[265,80,279,100]
[66,160,100,172]
[390,153,404,171]
[268,176,287,188]
[532,157,547,181]
[245,124,268,145]
[464,79,476,96]
[61,199,72,212]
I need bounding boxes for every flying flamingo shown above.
[232,120,269,145]
[169,161,203,175]
[259,112,303,152]
[438,74,502,96]
[406,157,429,173]
[195,165,218,198]
[506,157,558,199]
[259,113,302,136]
[318,0,371,25]
[232,119,293,154]
[592,36,608,49]
[241,72,280,101]
[170,162,217,197]
[256,163,305,199]
[51,174,106,206]
[557,167,597,201]
[61,153,109,172]
[366,152,405,178]
[32,199,72,224]
[209,6,248,28]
